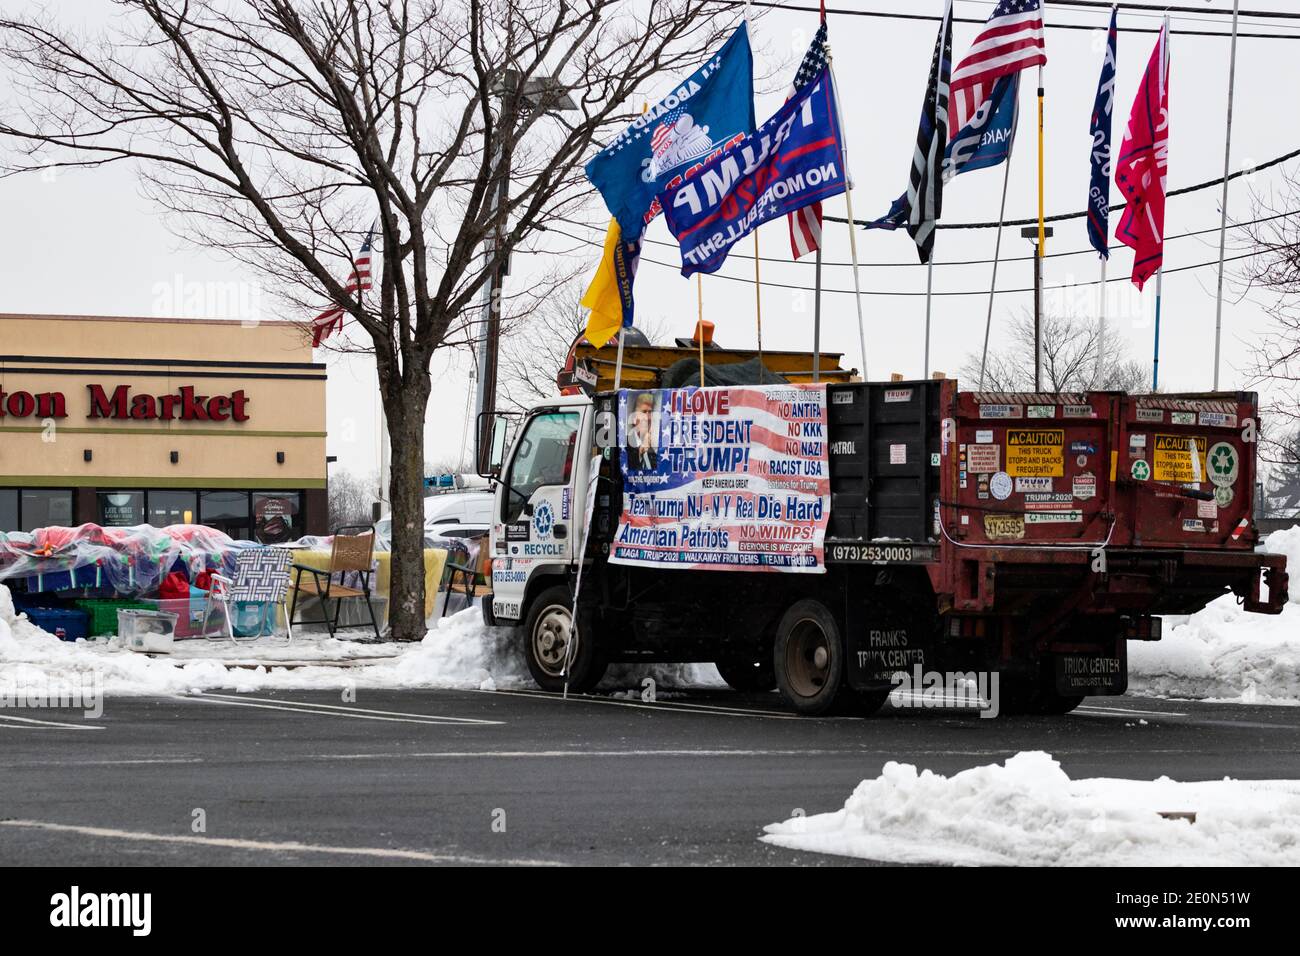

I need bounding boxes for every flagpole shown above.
[978,156,1014,390]
[1036,63,1046,256]
[1096,256,1108,387]
[753,231,764,384]
[1152,266,1164,391]
[1212,0,1240,392]
[813,247,823,383]
[923,258,935,379]
[827,53,869,381]
[697,274,705,388]
[613,327,626,390]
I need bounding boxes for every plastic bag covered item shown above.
[0,523,260,594]
[159,571,191,599]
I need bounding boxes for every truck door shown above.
[492,408,583,621]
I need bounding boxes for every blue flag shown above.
[658,66,846,277]
[585,24,756,243]
[943,73,1019,181]
[1088,6,1118,258]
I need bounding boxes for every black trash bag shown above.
[660,357,788,389]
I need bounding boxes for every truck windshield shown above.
[502,410,579,523]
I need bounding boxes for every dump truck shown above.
[480,367,1288,716]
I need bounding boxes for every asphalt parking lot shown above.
[4,687,1300,865]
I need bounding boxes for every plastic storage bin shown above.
[23,607,90,642]
[142,597,211,638]
[118,608,179,654]
[75,598,154,636]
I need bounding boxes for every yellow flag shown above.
[581,218,627,348]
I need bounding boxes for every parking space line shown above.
[172,695,502,726]
[0,713,104,731]
[0,819,560,866]
[193,692,502,725]
[481,687,813,720]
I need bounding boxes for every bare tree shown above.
[499,279,667,408]
[1241,170,1300,470]
[961,311,1148,394]
[328,468,379,528]
[0,0,738,639]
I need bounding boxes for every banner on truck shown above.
[614,384,830,573]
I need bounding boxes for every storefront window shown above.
[148,490,198,527]
[0,490,17,533]
[253,492,301,544]
[21,489,74,532]
[201,491,252,540]
[99,491,145,527]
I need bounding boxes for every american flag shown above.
[950,0,1046,138]
[786,19,829,259]
[651,107,684,156]
[312,224,375,347]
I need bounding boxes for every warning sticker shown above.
[1073,472,1098,499]
[1005,429,1065,477]
[967,444,1000,473]
[1152,434,1208,483]
[984,514,1025,540]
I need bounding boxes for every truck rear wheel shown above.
[523,585,606,693]
[773,599,845,716]
[715,655,777,693]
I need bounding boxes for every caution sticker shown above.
[1152,434,1207,483]
[1005,429,1064,477]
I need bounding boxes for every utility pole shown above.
[1021,225,1053,390]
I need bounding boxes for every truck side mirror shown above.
[477,411,511,479]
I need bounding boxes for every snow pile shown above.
[763,751,1300,866]
[1130,526,1300,704]
[1,583,719,696]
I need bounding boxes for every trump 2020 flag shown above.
[1087,6,1118,258]
[943,72,1018,182]
[585,24,756,243]
[658,65,847,277]
[1115,20,1169,290]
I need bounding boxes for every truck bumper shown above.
[949,547,1288,616]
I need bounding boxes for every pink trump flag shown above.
[1114,21,1169,290]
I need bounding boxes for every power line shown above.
[827,146,1300,231]
[730,1,1300,40]
[546,225,1264,296]
[553,208,1297,270]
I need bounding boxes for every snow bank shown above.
[1130,526,1300,705]
[763,751,1300,865]
[0,583,720,696]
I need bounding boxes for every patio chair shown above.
[441,533,491,618]
[202,547,295,644]
[288,525,381,640]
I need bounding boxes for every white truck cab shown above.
[485,397,596,672]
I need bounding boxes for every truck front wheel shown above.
[523,585,607,693]
[773,599,845,716]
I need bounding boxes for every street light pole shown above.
[1020,225,1053,391]
[472,72,576,472]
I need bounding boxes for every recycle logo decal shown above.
[1207,442,1239,487]
[532,500,555,539]
[1131,459,1150,481]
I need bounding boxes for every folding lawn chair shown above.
[202,547,295,644]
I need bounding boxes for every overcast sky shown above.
[2,1,1297,503]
